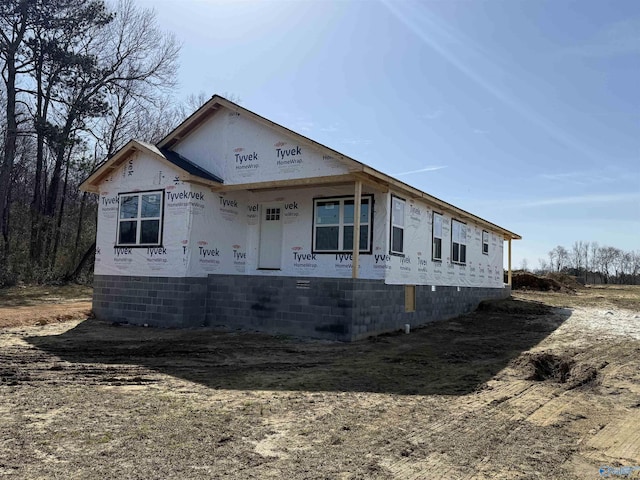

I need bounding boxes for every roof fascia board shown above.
[179,173,222,189]
[157,100,221,149]
[216,174,358,192]
[79,139,139,192]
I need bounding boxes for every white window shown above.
[482,230,489,255]
[451,219,467,264]
[117,190,163,246]
[313,196,372,252]
[432,212,443,261]
[390,196,405,255]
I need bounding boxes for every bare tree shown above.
[537,258,549,274]
[0,0,31,258]
[583,241,590,283]
[589,242,599,284]
[632,251,640,285]
[0,0,181,283]
[571,240,590,282]
[595,246,620,284]
[60,0,180,276]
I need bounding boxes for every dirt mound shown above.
[510,272,575,293]
[546,272,583,290]
[515,352,601,389]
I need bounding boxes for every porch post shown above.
[508,238,512,286]
[352,180,362,279]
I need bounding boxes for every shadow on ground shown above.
[25,298,571,396]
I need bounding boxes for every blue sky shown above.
[136,0,639,269]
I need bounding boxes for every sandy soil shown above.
[0,284,92,328]
[0,302,91,328]
[0,286,638,479]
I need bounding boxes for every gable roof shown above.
[157,95,521,241]
[80,95,520,240]
[79,140,223,194]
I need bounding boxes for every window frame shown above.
[389,194,406,256]
[451,218,467,265]
[311,194,373,254]
[482,230,489,255]
[432,211,443,261]
[115,189,165,248]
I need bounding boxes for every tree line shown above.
[0,0,212,286]
[529,242,640,285]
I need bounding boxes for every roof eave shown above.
[78,140,223,194]
[78,139,140,193]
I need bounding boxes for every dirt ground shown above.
[0,283,92,328]
[0,285,639,479]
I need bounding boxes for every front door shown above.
[258,204,283,269]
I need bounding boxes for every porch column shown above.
[508,238,512,286]
[352,180,362,279]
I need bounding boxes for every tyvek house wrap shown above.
[96,150,503,288]
[96,151,193,277]
[185,183,389,279]
[383,194,504,288]
[96,153,391,280]
[172,107,350,185]
[94,102,505,288]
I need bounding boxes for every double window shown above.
[390,196,405,255]
[451,219,466,264]
[117,190,164,246]
[432,212,443,261]
[313,196,372,253]
[482,230,489,255]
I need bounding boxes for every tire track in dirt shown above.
[1,290,638,479]
[377,306,640,479]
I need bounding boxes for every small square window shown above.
[265,208,281,221]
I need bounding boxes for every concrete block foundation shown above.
[93,274,511,341]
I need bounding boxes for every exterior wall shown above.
[173,106,349,185]
[93,275,207,328]
[185,184,389,280]
[95,150,196,278]
[205,275,357,341]
[384,191,504,288]
[93,274,510,341]
[351,282,509,341]
[90,110,506,290]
